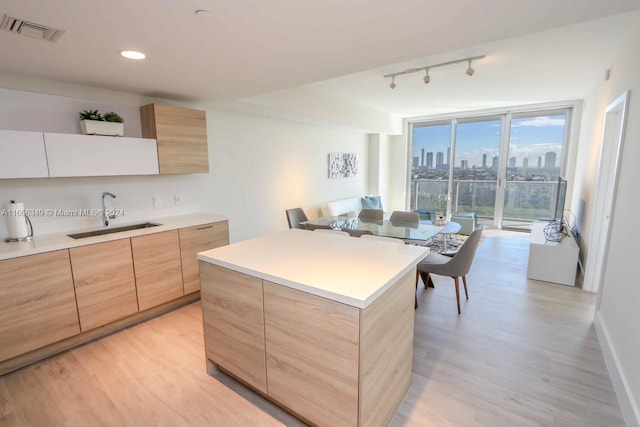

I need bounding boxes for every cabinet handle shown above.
[197,225,213,230]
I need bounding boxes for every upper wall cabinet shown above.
[0,130,49,178]
[44,133,159,177]
[140,104,209,174]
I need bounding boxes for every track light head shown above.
[423,69,431,84]
[389,76,396,89]
[465,60,475,76]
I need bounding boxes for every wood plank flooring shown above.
[0,230,625,426]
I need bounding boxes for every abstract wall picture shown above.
[329,153,358,179]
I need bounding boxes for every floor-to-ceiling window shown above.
[408,106,572,229]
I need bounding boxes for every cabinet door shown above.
[140,103,209,174]
[44,133,159,177]
[263,281,360,427]
[131,230,183,311]
[0,250,80,362]
[199,263,267,393]
[69,239,138,331]
[179,221,229,294]
[0,130,49,178]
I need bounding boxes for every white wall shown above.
[575,18,640,426]
[0,81,369,243]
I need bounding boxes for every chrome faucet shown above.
[101,192,116,227]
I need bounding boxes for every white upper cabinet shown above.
[44,133,159,177]
[0,130,49,178]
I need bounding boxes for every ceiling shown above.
[1,1,639,117]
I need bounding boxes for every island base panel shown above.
[360,268,415,427]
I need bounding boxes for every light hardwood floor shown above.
[0,230,625,426]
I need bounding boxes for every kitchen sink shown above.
[67,222,161,239]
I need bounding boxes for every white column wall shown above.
[574,18,640,427]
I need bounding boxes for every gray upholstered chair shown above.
[303,223,331,231]
[416,228,483,314]
[286,208,309,229]
[360,234,405,245]
[358,208,383,222]
[347,229,373,238]
[314,229,350,237]
[389,210,420,225]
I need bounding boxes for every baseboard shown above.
[594,311,640,427]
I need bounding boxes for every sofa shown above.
[320,195,383,217]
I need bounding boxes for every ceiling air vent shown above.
[0,14,65,42]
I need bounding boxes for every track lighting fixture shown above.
[465,59,474,76]
[384,55,484,89]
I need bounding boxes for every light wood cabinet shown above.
[264,281,360,426]
[179,221,229,294]
[200,263,267,393]
[0,250,80,362]
[69,239,139,331]
[200,263,416,427]
[131,230,184,311]
[140,103,209,174]
[0,130,49,179]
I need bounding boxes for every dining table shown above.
[302,215,445,243]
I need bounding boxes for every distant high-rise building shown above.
[523,158,529,169]
[421,148,425,167]
[413,156,420,168]
[545,152,557,169]
[436,152,444,169]
[509,157,516,167]
[461,160,468,170]
[538,156,542,168]
[482,154,487,168]
[492,156,499,170]
[426,152,434,169]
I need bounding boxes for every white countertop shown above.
[198,229,429,309]
[0,213,227,261]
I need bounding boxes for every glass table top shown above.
[303,216,444,241]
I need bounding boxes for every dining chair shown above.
[358,208,383,222]
[314,229,350,237]
[389,210,420,225]
[416,228,483,314]
[286,208,309,229]
[346,229,373,238]
[304,223,331,231]
[360,234,405,245]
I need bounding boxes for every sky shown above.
[412,115,566,168]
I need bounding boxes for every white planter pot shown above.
[80,120,124,136]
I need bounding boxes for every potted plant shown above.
[79,109,125,136]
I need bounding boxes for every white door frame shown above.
[583,90,630,294]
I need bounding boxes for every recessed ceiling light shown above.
[195,9,211,18]
[120,50,146,60]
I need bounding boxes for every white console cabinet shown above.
[0,130,49,178]
[527,221,579,286]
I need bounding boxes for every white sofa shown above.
[320,195,383,217]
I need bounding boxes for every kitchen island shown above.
[197,229,429,427]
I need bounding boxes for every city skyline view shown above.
[412,115,565,170]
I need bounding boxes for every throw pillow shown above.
[361,195,382,210]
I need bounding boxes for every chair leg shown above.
[420,271,435,289]
[453,276,461,315]
[462,275,469,300]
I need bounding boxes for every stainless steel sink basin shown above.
[67,222,160,239]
